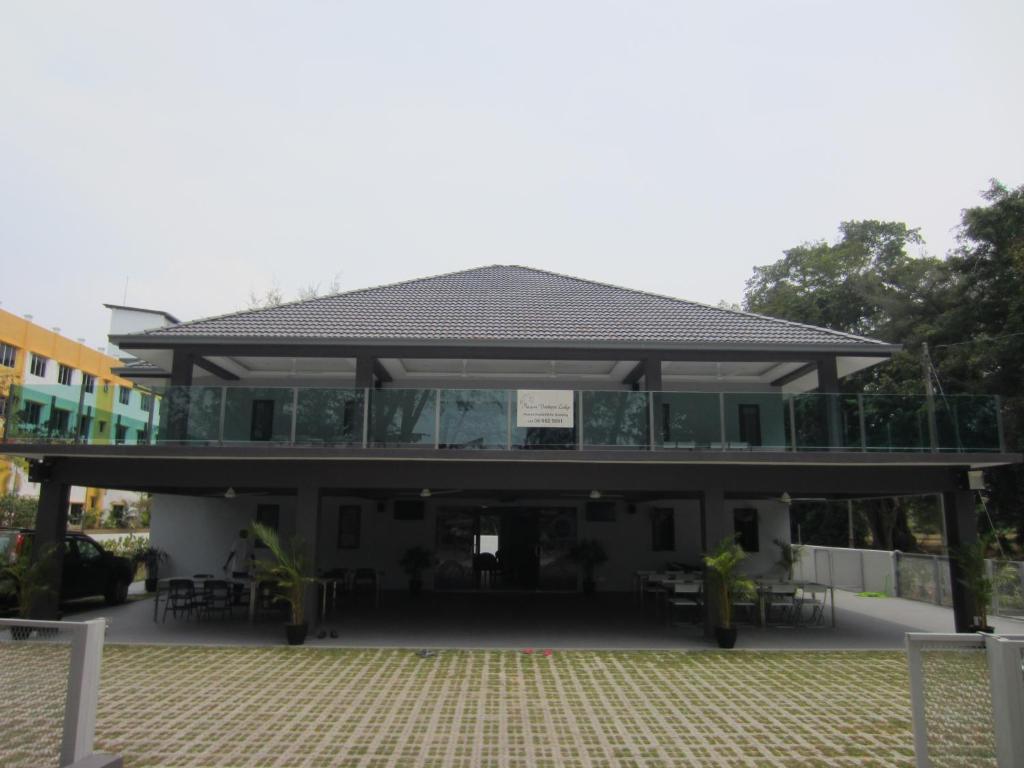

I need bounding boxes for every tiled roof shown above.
[137,266,891,349]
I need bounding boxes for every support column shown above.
[166,350,194,441]
[816,356,843,448]
[642,357,663,393]
[30,475,70,619]
[354,356,374,389]
[701,487,733,638]
[943,486,978,632]
[295,481,321,627]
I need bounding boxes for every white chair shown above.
[798,584,827,626]
[765,583,799,625]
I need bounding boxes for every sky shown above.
[1,1,1022,350]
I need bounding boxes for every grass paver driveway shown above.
[93,646,915,768]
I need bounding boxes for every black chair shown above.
[202,579,232,619]
[162,579,198,622]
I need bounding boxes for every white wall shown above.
[151,494,297,578]
[107,307,176,359]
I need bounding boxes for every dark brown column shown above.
[295,482,321,625]
[943,487,979,632]
[354,356,374,389]
[29,475,70,619]
[166,350,194,441]
[643,357,663,392]
[816,356,843,448]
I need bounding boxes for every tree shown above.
[0,494,37,528]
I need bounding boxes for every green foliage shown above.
[0,542,57,617]
[399,546,433,579]
[774,538,802,579]
[251,521,313,626]
[100,533,150,562]
[568,538,609,580]
[703,537,756,629]
[0,494,37,529]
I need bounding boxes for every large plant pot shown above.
[145,578,158,593]
[285,623,308,646]
[714,626,738,649]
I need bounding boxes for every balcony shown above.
[0,384,1005,455]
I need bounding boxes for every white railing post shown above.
[62,618,107,766]
[986,635,1024,767]
[905,634,932,768]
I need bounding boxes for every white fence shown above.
[0,618,121,768]
[795,545,1024,618]
[906,632,1024,767]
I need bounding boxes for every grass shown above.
[67,646,925,767]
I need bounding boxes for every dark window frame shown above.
[58,364,75,386]
[118,386,131,406]
[734,507,760,553]
[0,342,16,369]
[30,353,48,378]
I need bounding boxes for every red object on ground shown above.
[522,648,533,654]
[543,649,553,657]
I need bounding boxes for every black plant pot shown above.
[145,578,158,593]
[714,626,738,649]
[409,579,423,596]
[582,579,596,595]
[285,623,308,646]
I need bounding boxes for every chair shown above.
[798,585,827,626]
[765,584,799,625]
[162,579,198,622]
[666,582,702,626]
[202,579,232,619]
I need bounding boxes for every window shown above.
[0,342,16,368]
[140,393,153,412]
[734,508,759,552]
[23,401,42,426]
[118,386,131,406]
[255,505,280,548]
[57,364,75,386]
[650,507,675,551]
[79,415,91,436]
[338,505,361,549]
[97,420,106,434]
[76,538,104,562]
[393,500,425,521]
[51,408,71,434]
[30,353,48,378]
[82,374,96,393]
[114,424,128,444]
[737,404,762,447]
[585,501,617,522]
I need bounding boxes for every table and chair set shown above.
[152,567,386,624]
[635,570,835,628]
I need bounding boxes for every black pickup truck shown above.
[0,529,134,608]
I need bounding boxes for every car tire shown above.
[105,579,129,606]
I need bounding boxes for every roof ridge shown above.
[145,265,507,334]
[499,265,888,346]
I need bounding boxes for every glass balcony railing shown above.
[0,384,1006,454]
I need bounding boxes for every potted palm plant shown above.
[953,536,994,632]
[399,546,433,595]
[703,536,756,649]
[251,522,314,645]
[0,543,58,635]
[568,538,608,595]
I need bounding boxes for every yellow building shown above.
[0,307,147,523]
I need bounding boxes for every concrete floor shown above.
[63,586,1024,650]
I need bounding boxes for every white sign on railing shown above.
[516,390,574,428]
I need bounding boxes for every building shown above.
[2,265,1018,629]
[0,307,149,526]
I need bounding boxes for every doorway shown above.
[434,506,578,591]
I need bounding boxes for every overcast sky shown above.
[2,1,1022,350]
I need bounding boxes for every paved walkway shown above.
[89,646,919,767]
[67,588,1023,650]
